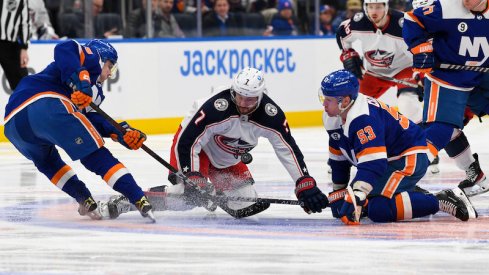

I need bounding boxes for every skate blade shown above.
[144,210,157,223]
[453,187,478,220]
[463,177,489,197]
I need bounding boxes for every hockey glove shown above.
[110,121,147,150]
[328,188,348,218]
[183,171,217,211]
[410,42,434,74]
[295,176,328,214]
[67,68,92,109]
[340,49,363,79]
[339,185,368,225]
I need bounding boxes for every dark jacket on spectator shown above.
[202,12,242,37]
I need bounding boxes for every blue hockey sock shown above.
[424,122,455,151]
[368,191,439,222]
[80,147,144,203]
[61,176,93,203]
[112,174,145,203]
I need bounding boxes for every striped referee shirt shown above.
[0,0,29,48]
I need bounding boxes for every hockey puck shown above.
[241,153,253,164]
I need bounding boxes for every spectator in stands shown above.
[203,0,243,37]
[59,0,119,38]
[310,4,336,36]
[155,0,185,37]
[29,0,60,40]
[331,0,362,33]
[265,0,300,36]
[125,0,160,38]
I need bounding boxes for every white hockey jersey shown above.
[173,89,309,181]
[337,9,412,77]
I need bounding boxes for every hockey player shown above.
[107,67,328,219]
[320,70,477,224]
[336,0,423,124]
[403,0,489,196]
[3,39,154,221]
[168,67,329,218]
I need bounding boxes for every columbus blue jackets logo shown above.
[364,50,395,68]
[214,135,254,158]
[353,12,364,22]
[265,103,278,116]
[214,99,228,111]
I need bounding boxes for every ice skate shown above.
[429,155,440,174]
[105,195,133,219]
[135,195,156,223]
[458,153,488,197]
[78,196,102,220]
[436,188,477,221]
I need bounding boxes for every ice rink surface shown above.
[1,120,489,274]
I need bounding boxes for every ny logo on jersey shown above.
[459,36,489,65]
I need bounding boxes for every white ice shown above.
[1,121,488,274]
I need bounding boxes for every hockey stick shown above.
[364,71,419,88]
[437,63,489,73]
[88,103,180,175]
[145,191,303,206]
[88,103,304,207]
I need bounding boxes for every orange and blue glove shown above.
[410,42,434,74]
[328,187,348,218]
[110,121,146,150]
[67,68,92,109]
[339,187,368,225]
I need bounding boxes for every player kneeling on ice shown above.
[320,70,477,225]
[3,39,154,221]
[107,67,328,219]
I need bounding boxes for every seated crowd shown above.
[37,0,413,39]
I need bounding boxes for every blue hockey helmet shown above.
[319,69,359,104]
[85,39,118,65]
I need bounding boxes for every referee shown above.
[0,0,30,91]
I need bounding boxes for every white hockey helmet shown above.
[231,67,267,104]
[363,0,389,21]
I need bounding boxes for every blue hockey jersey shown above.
[403,0,489,90]
[4,40,102,123]
[4,40,116,137]
[324,94,429,190]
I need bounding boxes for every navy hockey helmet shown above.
[319,69,359,103]
[85,39,118,65]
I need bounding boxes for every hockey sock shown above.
[445,130,475,171]
[368,191,439,222]
[80,147,144,203]
[424,122,455,151]
[61,176,93,203]
[33,149,92,203]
